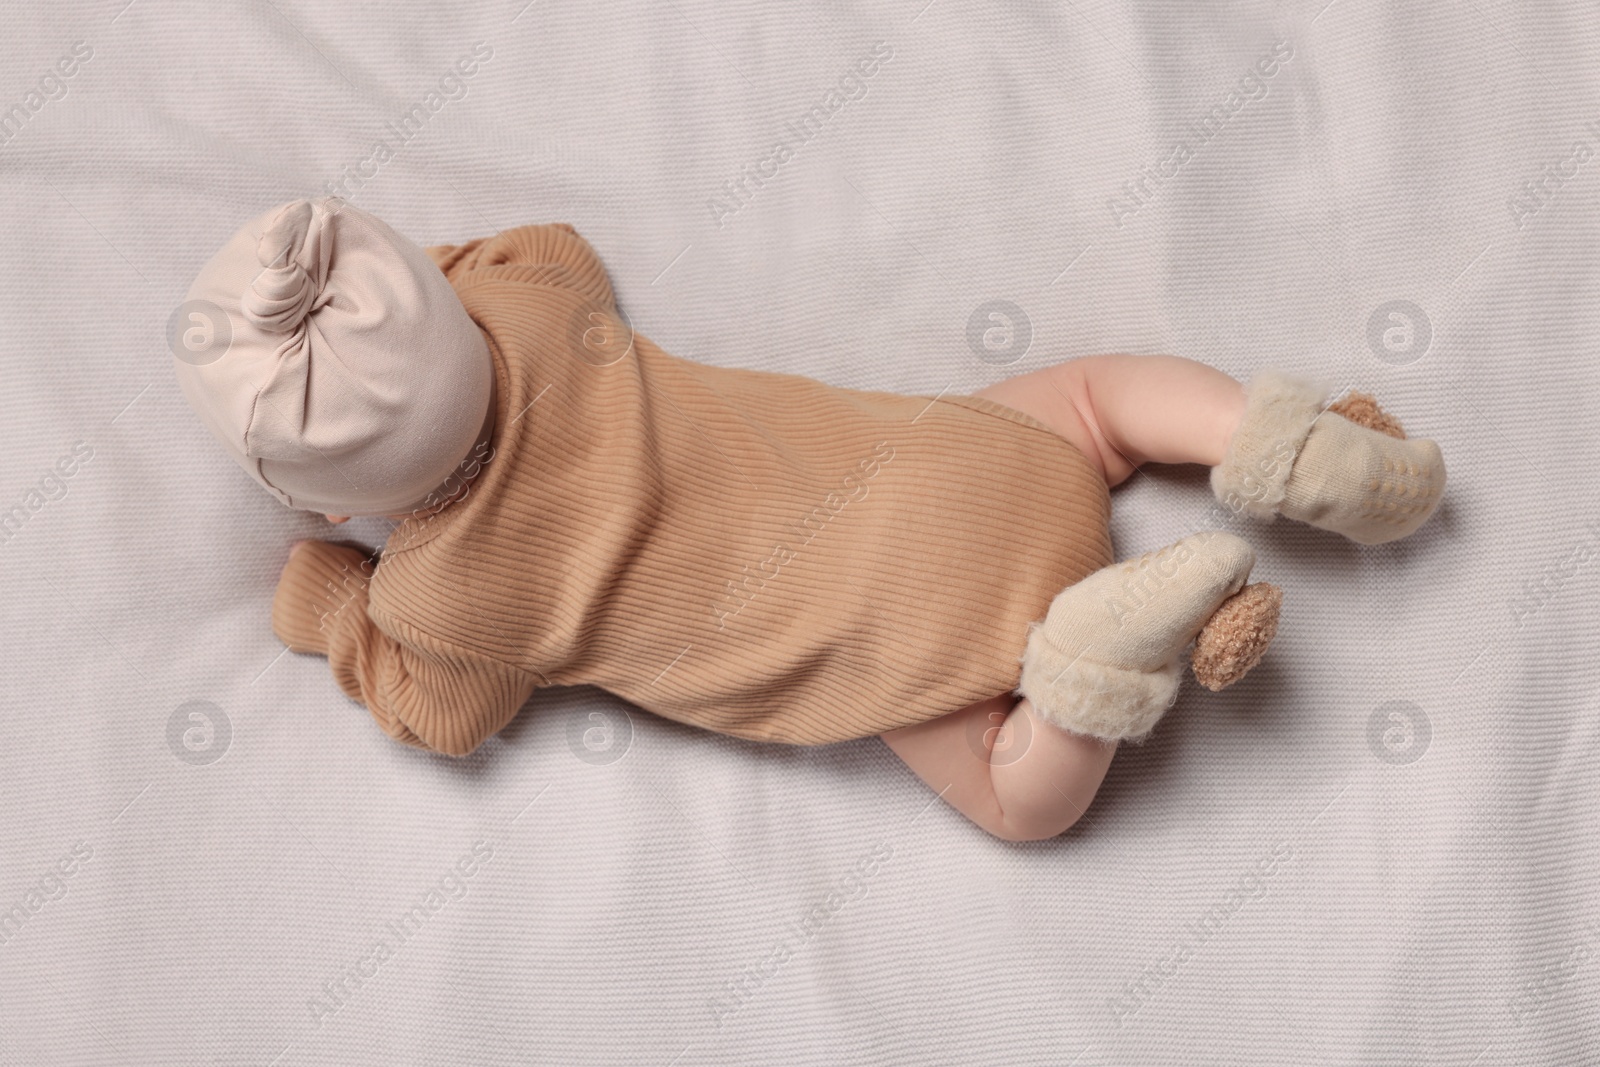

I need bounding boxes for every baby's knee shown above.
[986,768,1106,842]
[985,803,1093,843]
[984,708,1117,841]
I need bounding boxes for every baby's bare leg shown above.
[974,354,1248,487]
[881,696,1116,842]
[895,356,1253,838]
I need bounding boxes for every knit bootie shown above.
[1209,369,1446,545]
[1017,531,1261,743]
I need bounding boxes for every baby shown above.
[173,197,1446,842]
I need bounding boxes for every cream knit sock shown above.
[1017,530,1257,743]
[1211,368,1446,544]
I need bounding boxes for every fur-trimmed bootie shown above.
[1210,369,1446,545]
[1016,531,1271,743]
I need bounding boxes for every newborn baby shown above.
[174,197,1446,841]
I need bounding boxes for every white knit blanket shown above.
[2,1,1596,1063]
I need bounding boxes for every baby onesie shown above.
[271,224,1113,755]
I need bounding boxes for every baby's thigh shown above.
[972,365,1106,481]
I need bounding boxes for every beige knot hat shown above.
[173,196,495,517]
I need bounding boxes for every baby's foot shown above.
[1017,530,1258,743]
[1210,369,1445,545]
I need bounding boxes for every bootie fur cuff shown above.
[1209,368,1332,521]
[1016,622,1183,744]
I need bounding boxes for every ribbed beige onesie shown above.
[271,224,1113,755]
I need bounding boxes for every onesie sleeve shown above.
[271,541,541,757]
[424,223,616,308]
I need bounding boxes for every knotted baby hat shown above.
[172,196,495,517]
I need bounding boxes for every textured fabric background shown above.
[2,1,1597,1064]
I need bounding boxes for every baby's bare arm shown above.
[881,696,1116,842]
[975,354,1247,486]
